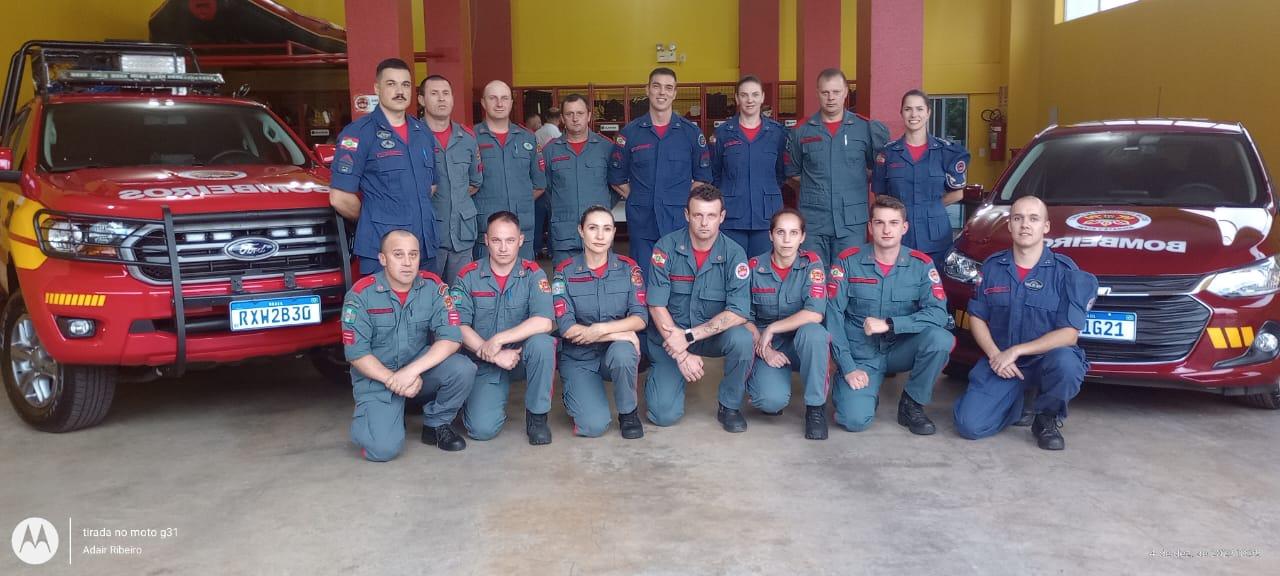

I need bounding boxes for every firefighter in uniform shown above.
[872,89,971,269]
[420,74,484,281]
[826,196,954,434]
[343,230,476,462]
[330,58,440,275]
[645,185,754,431]
[453,212,557,444]
[473,80,547,261]
[743,208,831,439]
[953,195,1097,451]
[542,94,617,265]
[786,68,889,265]
[609,67,713,279]
[552,207,648,439]
[710,75,790,258]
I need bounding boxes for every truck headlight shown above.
[1205,255,1280,298]
[944,250,983,284]
[39,216,139,259]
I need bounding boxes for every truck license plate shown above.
[229,296,321,332]
[1081,311,1137,342]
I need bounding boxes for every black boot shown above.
[1032,413,1065,450]
[804,405,828,440]
[896,393,937,435]
[421,424,467,451]
[526,410,552,445]
[618,409,644,440]
[717,404,747,433]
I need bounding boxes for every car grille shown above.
[1083,294,1209,363]
[124,213,343,284]
[1095,274,1202,294]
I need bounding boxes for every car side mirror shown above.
[0,147,19,183]
[313,144,336,167]
[962,184,986,204]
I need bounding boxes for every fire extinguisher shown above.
[982,108,1006,161]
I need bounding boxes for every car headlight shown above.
[944,250,983,284]
[39,216,139,258]
[1205,255,1280,298]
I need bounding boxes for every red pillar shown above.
[740,0,780,105]
[856,0,924,137]
[795,0,842,120]
[471,0,513,92]
[425,0,475,124]
[344,0,415,120]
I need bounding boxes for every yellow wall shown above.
[1030,0,1280,167]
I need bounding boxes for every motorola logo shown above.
[11,517,58,565]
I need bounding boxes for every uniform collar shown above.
[725,116,772,134]
[639,113,685,129]
[571,251,619,275]
[372,105,423,133]
[888,134,941,151]
[370,270,423,294]
[475,122,525,136]
[556,131,603,148]
[807,109,855,127]
[479,257,526,278]
[675,230,726,262]
[858,246,910,267]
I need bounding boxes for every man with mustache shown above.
[330,58,440,274]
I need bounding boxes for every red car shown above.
[944,119,1280,410]
[0,41,349,431]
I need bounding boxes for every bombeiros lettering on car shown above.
[117,182,331,200]
[1045,236,1187,253]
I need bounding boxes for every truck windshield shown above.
[40,101,307,172]
[997,131,1263,207]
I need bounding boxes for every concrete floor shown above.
[2,355,1279,575]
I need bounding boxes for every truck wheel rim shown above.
[10,314,60,409]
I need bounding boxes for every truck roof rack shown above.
[1,40,217,136]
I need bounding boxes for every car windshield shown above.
[997,131,1263,207]
[40,100,307,172]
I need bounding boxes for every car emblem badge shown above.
[223,237,279,261]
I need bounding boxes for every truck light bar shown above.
[56,70,224,88]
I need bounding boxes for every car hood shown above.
[955,204,1277,276]
[36,165,331,218]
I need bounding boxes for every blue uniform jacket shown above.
[785,110,889,236]
[711,116,789,232]
[332,106,440,260]
[551,253,649,361]
[747,250,827,326]
[646,229,751,334]
[872,135,970,253]
[608,114,712,240]
[542,132,616,249]
[967,248,1099,351]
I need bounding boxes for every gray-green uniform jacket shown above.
[825,244,949,375]
[430,122,484,252]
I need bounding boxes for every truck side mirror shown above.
[0,147,19,183]
[313,144,336,167]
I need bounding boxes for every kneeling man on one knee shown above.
[952,195,1098,450]
[826,195,954,434]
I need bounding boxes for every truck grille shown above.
[124,213,343,284]
[1083,294,1210,363]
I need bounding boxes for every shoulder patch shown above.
[615,254,639,267]
[522,259,542,272]
[837,246,862,260]
[1053,252,1081,270]
[555,257,575,272]
[352,275,377,293]
[460,124,476,136]
[802,250,822,265]
[853,112,870,122]
[457,261,480,280]
[748,257,758,269]
[418,270,445,285]
[909,250,933,264]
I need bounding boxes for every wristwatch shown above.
[885,318,895,333]
[684,329,696,343]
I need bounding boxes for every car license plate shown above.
[229,296,321,332]
[1081,311,1136,342]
